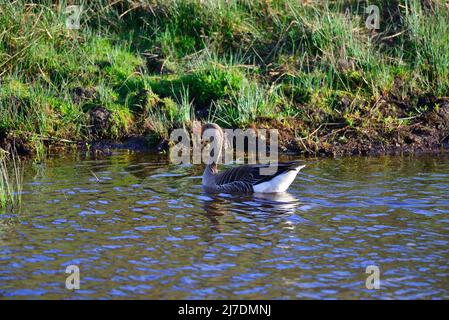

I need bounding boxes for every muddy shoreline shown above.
[2,95,448,158]
[1,121,448,158]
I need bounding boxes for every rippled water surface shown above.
[1,152,449,299]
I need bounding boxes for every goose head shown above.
[201,123,225,151]
[201,123,224,143]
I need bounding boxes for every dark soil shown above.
[0,134,32,156]
[89,106,111,138]
[2,98,449,158]
[72,87,98,104]
[254,98,449,156]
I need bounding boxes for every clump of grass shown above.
[402,0,449,96]
[213,82,282,127]
[144,85,195,143]
[0,149,24,209]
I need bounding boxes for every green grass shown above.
[0,0,448,153]
[0,149,23,209]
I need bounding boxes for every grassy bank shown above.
[1,0,449,157]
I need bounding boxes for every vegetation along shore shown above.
[1,0,449,159]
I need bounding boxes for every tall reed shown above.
[0,149,24,209]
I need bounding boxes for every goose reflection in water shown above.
[200,191,301,232]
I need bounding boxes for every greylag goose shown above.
[201,123,305,193]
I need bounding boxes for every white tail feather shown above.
[253,164,305,193]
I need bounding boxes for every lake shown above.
[1,152,449,299]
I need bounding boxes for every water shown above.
[1,152,449,299]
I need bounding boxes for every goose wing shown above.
[214,161,303,187]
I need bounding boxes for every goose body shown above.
[199,122,305,193]
[202,161,305,193]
